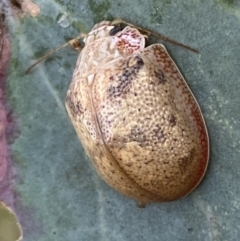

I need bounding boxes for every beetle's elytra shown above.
[65,20,209,205]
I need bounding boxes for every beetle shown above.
[64,20,209,205]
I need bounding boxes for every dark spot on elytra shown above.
[144,159,154,165]
[154,69,166,84]
[109,25,123,36]
[129,125,147,146]
[168,114,176,127]
[65,94,83,117]
[108,55,144,99]
[110,135,127,149]
[153,124,166,143]
[178,148,196,173]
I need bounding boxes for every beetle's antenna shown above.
[25,34,85,74]
[112,19,198,53]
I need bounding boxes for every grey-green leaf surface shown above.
[5,0,240,240]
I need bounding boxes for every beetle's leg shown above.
[25,33,86,74]
[137,202,147,208]
[69,38,83,52]
[111,19,198,53]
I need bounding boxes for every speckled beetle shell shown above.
[65,21,209,204]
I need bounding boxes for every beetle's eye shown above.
[109,25,122,36]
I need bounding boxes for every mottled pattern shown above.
[114,26,145,56]
[65,21,209,204]
[108,55,144,99]
[154,69,166,84]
